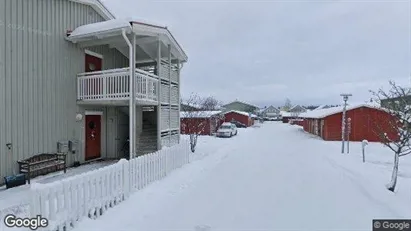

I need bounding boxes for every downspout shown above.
[122,29,134,160]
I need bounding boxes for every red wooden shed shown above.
[300,104,398,142]
[180,111,224,136]
[223,110,254,127]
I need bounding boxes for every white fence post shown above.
[120,159,130,199]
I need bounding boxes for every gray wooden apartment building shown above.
[0,0,188,184]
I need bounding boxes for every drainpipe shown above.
[122,29,135,160]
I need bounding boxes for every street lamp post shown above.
[340,93,352,154]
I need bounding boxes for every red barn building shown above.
[223,110,254,127]
[300,104,398,142]
[180,111,224,135]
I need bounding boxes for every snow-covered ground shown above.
[0,160,117,224]
[70,122,411,231]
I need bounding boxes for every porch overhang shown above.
[66,19,132,42]
[66,19,188,63]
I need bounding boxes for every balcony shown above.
[77,68,159,105]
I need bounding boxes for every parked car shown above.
[217,122,238,137]
[230,120,247,128]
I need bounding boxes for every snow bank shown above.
[70,122,411,231]
[23,140,191,231]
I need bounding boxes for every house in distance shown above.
[222,100,260,114]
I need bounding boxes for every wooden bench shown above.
[17,153,67,184]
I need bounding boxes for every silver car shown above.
[216,123,238,137]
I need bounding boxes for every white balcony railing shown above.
[77,68,158,103]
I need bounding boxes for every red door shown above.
[85,115,102,161]
[85,54,103,97]
[85,54,102,72]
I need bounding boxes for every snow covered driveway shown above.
[75,122,411,231]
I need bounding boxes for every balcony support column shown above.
[177,59,181,144]
[156,38,162,150]
[168,44,172,145]
[132,35,137,157]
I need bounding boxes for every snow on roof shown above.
[68,19,132,39]
[223,100,259,109]
[280,111,288,116]
[281,111,300,117]
[314,105,327,110]
[223,110,251,117]
[259,106,279,113]
[300,103,384,119]
[180,111,222,118]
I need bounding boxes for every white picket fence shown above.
[29,140,190,231]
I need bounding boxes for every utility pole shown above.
[340,93,352,154]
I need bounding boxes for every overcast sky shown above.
[102,0,410,107]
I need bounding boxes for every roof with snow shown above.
[180,111,222,118]
[314,105,330,110]
[280,111,303,117]
[223,110,251,117]
[68,19,132,38]
[300,103,385,119]
[289,105,307,112]
[260,105,280,113]
[223,100,259,109]
[67,19,188,62]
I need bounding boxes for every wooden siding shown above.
[170,106,179,130]
[224,112,253,127]
[161,106,170,131]
[0,0,128,184]
[157,62,180,146]
[303,107,398,142]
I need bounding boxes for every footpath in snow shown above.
[73,122,411,231]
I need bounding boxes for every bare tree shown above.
[370,81,411,192]
[181,93,208,153]
[283,98,292,111]
[201,96,223,111]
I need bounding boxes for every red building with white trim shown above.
[300,104,398,142]
[180,111,224,136]
[223,110,254,127]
